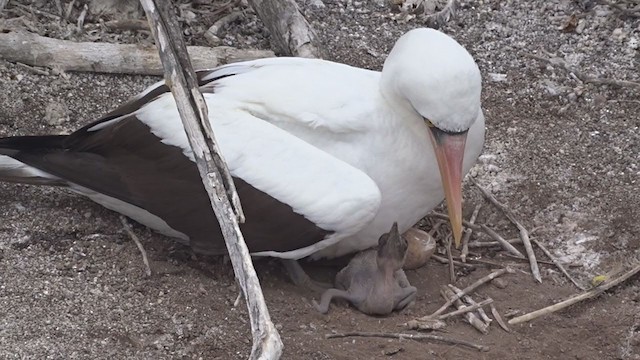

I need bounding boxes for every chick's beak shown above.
[428,125,467,248]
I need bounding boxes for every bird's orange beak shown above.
[428,126,467,248]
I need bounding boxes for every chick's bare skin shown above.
[313,223,417,315]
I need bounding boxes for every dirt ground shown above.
[1,0,639,359]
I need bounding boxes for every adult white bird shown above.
[0,28,484,261]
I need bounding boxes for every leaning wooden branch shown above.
[480,224,525,258]
[509,262,640,325]
[524,52,640,90]
[0,31,274,76]
[531,238,586,291]
[471,180,541,283]
[247,0,324,58]
[139,1,282,359]
[326,331,489,352]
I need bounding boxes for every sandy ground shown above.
[1,0,639,359]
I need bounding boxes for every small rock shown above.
[308,0,325,8]
[492,278,508,289]
[383,347,404,356]
[488,73,508,83]
[612,28,626,42]
[44,101,69,126]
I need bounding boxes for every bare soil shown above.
[1,0,639,359]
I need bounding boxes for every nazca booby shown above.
[0,28,484,260]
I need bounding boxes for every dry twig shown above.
[509,262,640,325]
[525,52,640,90]
[11,2,61,19]
[471,180,541,283]
[438,297,493,321]
[449,284,492,325]
[326,331,489,352]
[461,204,481,262]
[430,212,481,232]
[445,234,456,283]
[490,303,510,332]
[440,287,489,334]
[432,254,476,269]
[531,238,586,290]
[480,224,525,258]
[76,4,88,32]
[468,238,522,248]
[103,19,150,31]
[120,216,152,277]
[426,267,514,318]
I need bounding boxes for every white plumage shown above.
[0,28,484,259]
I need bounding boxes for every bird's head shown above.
[381,28,482,247]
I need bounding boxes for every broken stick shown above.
[0,31,274,76]
[426,267,514,318]
[448,284,492,325]
[437,297,493,322]
[509,262,640,325]
[326,331,489,352]
[471,180,541,283]
[480,224,525,258]
[531,238,586,291]
[440,287,489,334]
[490,303,510,332]
[461,204,481,262]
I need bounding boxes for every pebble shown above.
[44,101,69,126]
[492,278,508,289]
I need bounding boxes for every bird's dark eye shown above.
[425,118,435,128]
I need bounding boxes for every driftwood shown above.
[248,0,324,58]
[139,1,282,359]
[0,31,274,75]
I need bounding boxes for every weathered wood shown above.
[247,0,324,58]
[139,1,282,359]
[0,31,274,75]
[509,263,640,325]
